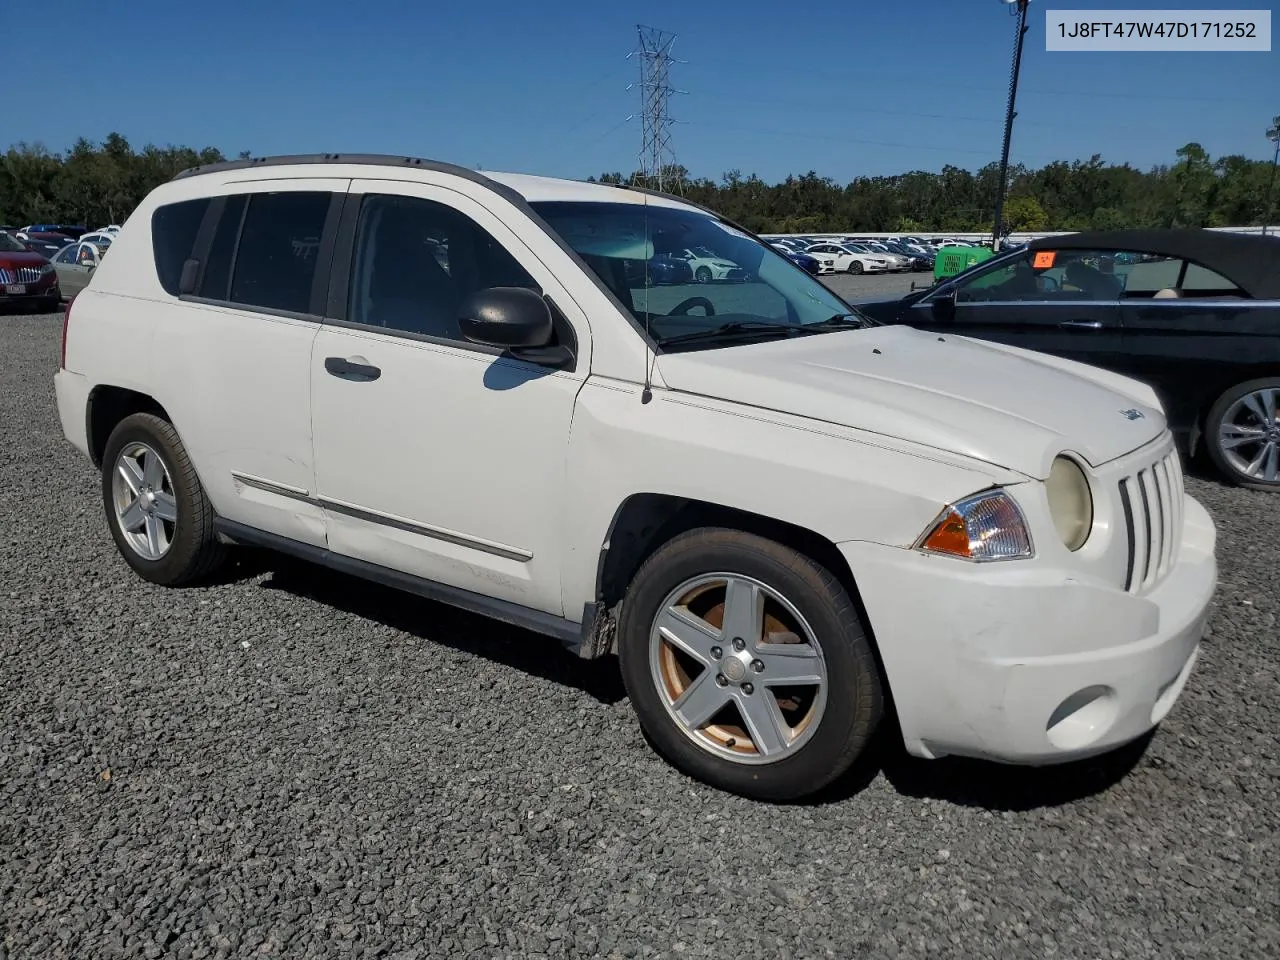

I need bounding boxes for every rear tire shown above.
[1204,377,1280,491]
[617,527,883,802]
[101,413,227,585]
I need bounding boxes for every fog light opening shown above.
[1045,685,1119,751]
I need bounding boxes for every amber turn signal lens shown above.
[916,490,1035,562]
[920,509,971,557]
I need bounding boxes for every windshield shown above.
[530,201,864,350]
[0,232,28,253]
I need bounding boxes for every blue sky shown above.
[13,0,1277,183]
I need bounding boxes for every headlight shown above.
[41,262,54,275]
[915,489,1034,562]
[1045,455,1093,551]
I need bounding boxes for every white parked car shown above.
[855,242,912,272]
[674,246,746,283]
[52,154,1218,802]
[804,242,889,275]
[78,231,117,251]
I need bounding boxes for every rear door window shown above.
[227,192,331,314]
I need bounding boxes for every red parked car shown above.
[0,231,61,312]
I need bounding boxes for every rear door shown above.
[146,180,348,549]
[905,246,1124,371]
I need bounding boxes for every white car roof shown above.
[168,154,704,215]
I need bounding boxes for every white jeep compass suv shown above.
[53,154,1218,801]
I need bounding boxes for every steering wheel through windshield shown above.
[668,296,716,317]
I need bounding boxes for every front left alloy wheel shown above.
[617,527,884,801]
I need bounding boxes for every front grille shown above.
[0,266,44,284]
[1118,448,1183,593]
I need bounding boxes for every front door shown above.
[907,247,1125,371]
[56,242,98,296]
[309,180,590,615]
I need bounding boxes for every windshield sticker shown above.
[1033,251,1057,269]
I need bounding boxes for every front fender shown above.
[560,378,1020,617]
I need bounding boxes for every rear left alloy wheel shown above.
[617,527,883,801]
[102,413,227,585]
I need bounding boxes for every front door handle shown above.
[1058,319,1103,329]
[324,356,381,381]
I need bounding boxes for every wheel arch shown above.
[1189,366,1280,458]
[86,385,173,469]
[591,493,892,696]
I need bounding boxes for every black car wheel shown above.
[1206,378,1280,491]
[848,261,863,275]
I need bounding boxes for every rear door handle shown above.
[1058,319,1104,329]
[324,356,381,381]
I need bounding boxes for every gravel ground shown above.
[819,270,924,304]
[2,310,1277,960]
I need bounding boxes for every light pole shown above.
[991,0,1031,251]
[1263,118,1279,237]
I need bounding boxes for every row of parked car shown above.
[0,223,120,310]
[766,235,942,275]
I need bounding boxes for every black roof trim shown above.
[171,152,494,182]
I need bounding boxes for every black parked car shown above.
[621,253,695,286]
[856,229,1280,490]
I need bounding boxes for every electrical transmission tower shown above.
[627,25,685,193]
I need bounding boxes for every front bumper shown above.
[0,270,59,308]
[838,492,1217,764]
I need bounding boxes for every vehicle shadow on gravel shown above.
[241,551,629,705]
[812,711,1155,811]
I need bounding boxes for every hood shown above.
[0,251,50,268]
[655,325,1165,479]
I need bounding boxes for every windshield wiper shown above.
[804,312,875,330]
[655,321,806,347]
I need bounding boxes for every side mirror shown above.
[931,290,957,321]
[460,287,554,347]
[459,287,573,369]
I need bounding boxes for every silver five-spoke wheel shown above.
[649,573,828,764]
[111,441,178,561]
[1217,386,1280,483]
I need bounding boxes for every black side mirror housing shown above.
[459,287,574,369]
[931,290,957,322]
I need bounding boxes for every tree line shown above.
[2,132,1276,236]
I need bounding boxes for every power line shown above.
[693,53,1274,105]
[627,25,685,192]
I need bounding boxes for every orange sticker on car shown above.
[1033,251,1056,269]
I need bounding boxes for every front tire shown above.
[617,528,883,801]
[848,261,863,275]
[1205,378,1280,490]
[102,413,227,585]
[694,266,712,283]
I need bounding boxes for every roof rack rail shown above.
[171,152,484,182]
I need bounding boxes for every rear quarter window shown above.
[151,198,212,296]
